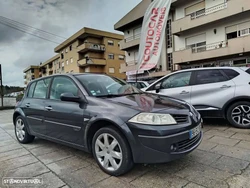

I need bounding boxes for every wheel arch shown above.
[84,118,135,159]
[222,96,250,118]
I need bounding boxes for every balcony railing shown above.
[179,41,228,54]
[77,43,105,53]
[190,3,228,20]
[124,34,141,43]
[126,60,138,66]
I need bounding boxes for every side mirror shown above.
[60,93,81,103]
[155,83,161,93]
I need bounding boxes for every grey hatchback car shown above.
[13,73,202,176]
[143,67,250,128]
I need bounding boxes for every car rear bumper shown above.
[127,121,203,163]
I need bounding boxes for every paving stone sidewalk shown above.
[1,110,250,188]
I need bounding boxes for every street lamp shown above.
[0,64,3,107]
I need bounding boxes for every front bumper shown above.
[127,120,203,163]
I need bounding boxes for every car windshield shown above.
[75,74,142,97]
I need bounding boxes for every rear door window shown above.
[27,82,36,98]
[194,70,228,85]
[245,68,250,74]
[33,78,51,99]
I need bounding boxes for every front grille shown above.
[172,114,188,124]
[175,133,201,152]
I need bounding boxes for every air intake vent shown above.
[172,114,188,124]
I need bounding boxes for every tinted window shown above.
[161,72,192,89]
[222,69,239,79]
[33,78,51,99]
[246,68,250,75]
[50,77,79,100]
[195,70,227,85]
[27,82,36,98]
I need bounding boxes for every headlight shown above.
[128,113,177,125]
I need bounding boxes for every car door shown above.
[44,76,85,145]
[21,78,51,135]
[191,69,236,110]
[145,71,192,103]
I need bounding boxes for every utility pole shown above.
[0,64,3,107]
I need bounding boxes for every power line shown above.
[0,20,61,44]
[0,16,67,40]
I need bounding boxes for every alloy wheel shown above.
[16,118,25,141]
[95,133,122,171]
[231,105,250,127]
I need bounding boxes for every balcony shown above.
[173,35,250,64]
[172,0,250,35]
[120,34,140,50]
[120,62,137,73]
[78,58,106,66]
[77,43,105,53]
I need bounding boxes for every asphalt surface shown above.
[1,109,250,188]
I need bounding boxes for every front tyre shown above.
[227,101,250,129]
[92,127,134,176]
[15,116,35,144]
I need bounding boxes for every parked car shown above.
[127,81,149,89]
[143,67,250,128]
[13,73,202,176]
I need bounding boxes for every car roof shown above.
[27,73,107,85]
[174,66,243,73]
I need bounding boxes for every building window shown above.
[108,54,114,59]
[108,40,114,46]
[69,45,72,51]
[70,58,73,63]
[66,60,69,65]
[62,67,64,71]
[109,68,115,73]
[118,55,125,60]
[62,62,64,67]
[61,52,64,59]
[227,31,237,40]
[65,48,68,53]
[166,19,172,48]
[167,53,173,71]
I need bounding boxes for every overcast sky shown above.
[0,0,141,86]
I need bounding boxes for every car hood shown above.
[105,93,190,113]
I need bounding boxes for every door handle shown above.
[25,103,30,107]
[45,106,53,111]
[220,85,231,89]
[180,91,189,95]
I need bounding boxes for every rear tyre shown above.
[226,101,250,129]
[15,116,35,144]
[92,126,134,176]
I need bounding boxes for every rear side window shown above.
[195,70,228,85]
[246,68,250,74]
[222,69,239,79]
[27,82,36,98]
[33,78,51,99]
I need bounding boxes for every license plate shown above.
[189,124,201,139]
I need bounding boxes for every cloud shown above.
[0,0,141,86]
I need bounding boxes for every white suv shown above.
[144,67,250,128]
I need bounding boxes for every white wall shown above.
[124,25,142,39]
[174,17,250,51]
[125,50,138,64]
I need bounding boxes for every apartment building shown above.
[115,0,250,80]
[172,0,250,69]
[54,27,126,79]
[23,27,126,85]
[23,65,40,85]
[115,0,174,80]
[39,54,60,77]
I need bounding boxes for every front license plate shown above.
[189,124,201,139]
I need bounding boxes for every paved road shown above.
[1,110,250,188]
